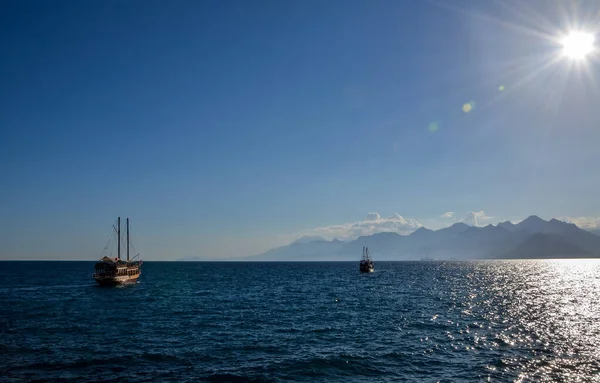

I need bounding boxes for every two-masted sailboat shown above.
[93,217,142,286]
[360,246,374,273]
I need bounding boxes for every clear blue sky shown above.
[1,0,599,260]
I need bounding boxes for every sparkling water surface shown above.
[1,260,600,382]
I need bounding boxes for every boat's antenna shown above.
[117,217,121,260]
[127,218,130,262]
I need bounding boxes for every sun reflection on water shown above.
[456,260,600,381]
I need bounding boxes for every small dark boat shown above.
[93,217,142,286]
[360,246,374,273]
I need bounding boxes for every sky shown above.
[1,0,600,260]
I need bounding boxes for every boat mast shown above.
[117,217,121,260]
[127,218,130,261]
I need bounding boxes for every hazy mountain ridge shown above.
[244,216,600,261]
[589,229,600,237]
[496,233,591,259]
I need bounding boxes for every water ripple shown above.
[2,260,600,382]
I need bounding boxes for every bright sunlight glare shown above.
[561,31,595,60]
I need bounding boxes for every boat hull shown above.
[93,273,140,286]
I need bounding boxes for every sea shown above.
[1,260,600,382]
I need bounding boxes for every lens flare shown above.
[462,101,476,113]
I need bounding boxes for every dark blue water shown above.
[2,261,600,382]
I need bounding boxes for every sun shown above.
[561,31,595,60]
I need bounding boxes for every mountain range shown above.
[244,216,600,261]
[589,229,600,237]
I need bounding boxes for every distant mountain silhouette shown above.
[589,229,600,237]
[514,217,600,254]
[244,216,600,261]
[437,222,471,235]
[340,232,405,259]
[514,215,549,233]
[497,221,517,231]
[292,235,328,244]
[244,237,347,261]
[498,233,591,259]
